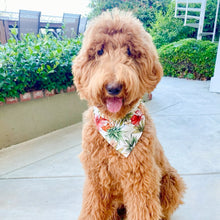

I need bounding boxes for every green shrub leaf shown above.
[158,38,218,80]
[0,33,82,100]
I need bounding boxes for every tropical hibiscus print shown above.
[93,102,145,157]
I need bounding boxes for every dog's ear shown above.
[138,32,163,94]
[72,50,90,100]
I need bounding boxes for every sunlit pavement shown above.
[0,77,220,220]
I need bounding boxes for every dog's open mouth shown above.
[106,97,123,113]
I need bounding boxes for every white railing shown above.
[40,14,62,23]
[0,11,18,20]
[0,11,62,23]
[175,0,219,42]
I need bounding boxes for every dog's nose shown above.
[105,83,123,96]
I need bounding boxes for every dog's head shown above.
[72,9,163,119]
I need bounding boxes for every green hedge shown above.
[0,33,82,102]
[158,38,218,80]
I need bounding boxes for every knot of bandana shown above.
[93,101,145,157]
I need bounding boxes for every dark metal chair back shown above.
[18,10,41,39]
[79,17,88,34]
[63,13,81,38]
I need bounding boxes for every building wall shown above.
[210,39,220,93]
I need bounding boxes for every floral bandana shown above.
[93,101,145,157]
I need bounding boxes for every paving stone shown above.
[0,177,84,220]
[1,145,84,179]
[173,174,220,220]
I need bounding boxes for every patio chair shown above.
[63,13,81,38]
[18,10,41,39]
[79,17,88,34]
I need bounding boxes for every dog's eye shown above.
[97,48,104,56]
[127,47,131,56]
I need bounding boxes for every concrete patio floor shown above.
[0,77,220,220]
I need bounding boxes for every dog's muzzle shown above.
[105,83,123,113]
[105,83,123,96]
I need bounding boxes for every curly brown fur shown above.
[72,9,186,220]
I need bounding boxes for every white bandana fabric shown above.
[93,102,145,157]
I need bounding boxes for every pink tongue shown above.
[106,97,123,113]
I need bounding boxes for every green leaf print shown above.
[125,136,137,152]
[117,112,133,127]
[107,127,122,142]
[134,120,145,133]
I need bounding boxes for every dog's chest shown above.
[95,133,145,179]
[83,109,155,182]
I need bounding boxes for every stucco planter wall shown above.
[0,90,87,149]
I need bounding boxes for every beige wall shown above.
[0,92,87,149]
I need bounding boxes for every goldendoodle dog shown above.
[72,9,185,220]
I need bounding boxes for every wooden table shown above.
[7,20,62,29]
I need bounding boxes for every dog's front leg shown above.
[78,177,115,220]
[122,170,162,220]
